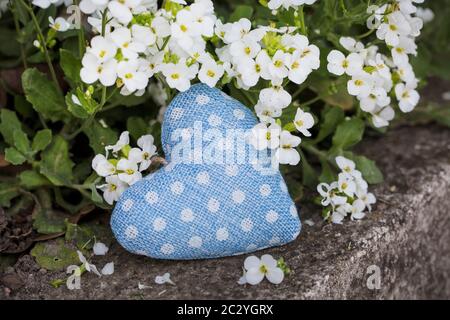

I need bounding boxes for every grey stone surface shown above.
[1,125,450,299]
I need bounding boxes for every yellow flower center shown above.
[274,60,283,68]
[354,79,364,86]
[244,47,251,55]
[295,120,304,127]
[110,184,117,191]
[123,42,129,48]
[124,73,133,79]
[207,70,215,78]
[97,66,103,73]
[171,73,180,79]
[126,169,134,175]
[266,132,271,141]
[291,61,299,69]
[180,24,188,32]
[342,59,349,68]
[342,182,348,189]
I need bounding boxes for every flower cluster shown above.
[326,0,425,128]
[267,0,318,12]
[91,131,157,204]
[248,107,314,165]
[317,156,376,224]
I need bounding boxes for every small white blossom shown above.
[243,255,284,285]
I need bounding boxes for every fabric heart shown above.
[111,84,301,260]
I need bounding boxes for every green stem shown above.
[356,28,375,40]
[301,95,321,107]
[19,0,61,94]
[298,6,307,36]
[292,84,307,100]
[11,2,28,69]
[74,0,86,58]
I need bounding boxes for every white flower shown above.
[293,108,314,137]
[110,27,145,60]
[98,175,128,205]
[415,7,434,24]
[106,131,130,154]
[376,11,411,46]
[259,86,292,110]
[88,36,118,63]
[249,122,281,151]
[337,172,356,197]
[198,59,224,87]
[77,250,101,276]
[285,50,311,84]
[80,53,117,86]
[243,255,284,285]
[317,182,347,207]
[335,156,356,175]
[255,102,282,123]
[155,273,175,285]
[395,83,419,112]
[371,105,395,128]
[79,0,108,14]
[274,131,301,165]
[170,9,200,50]
[108,0,142,25]
[347,72,373,98]
[117,60,149,93]
[359,87,391,113]
[327,50,363,76]
[268,50,289,81]
[160,60,198,92]
[223,18,251,44]
[49,16,71,32]
[101,262,114,276]
[93,242,109,255]
[356,189,376,212]
[339,37,365,53]
[349,199,366,220]
[331,203,351,224]
[92,154,116,177]
[32,0,60,9]
[117,159,142,185]
[230,38,261,61]
[128,135,157,171]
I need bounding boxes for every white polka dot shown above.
[196,94,210,105]
[160,243,174,255]
[181,208,194,222]
[170,181,184,195]
[266,210,279,224]
[233,109,245,120]
[280,180,288,193]
[208,114,222,126]
[145,191,158,204]
[232,190,245,204]
[246,243,257,251]
[196,171,210,185]
[153,217,166,232]
[188,236,202,248]
[122,199,134,212]
[259,184,271,197]
[216,228,229,241]
[170,108,184,121]
[290,204,298,217]
[125,225,138,239]
[207,198,220,213]
[269,236,281,245]
[241,218,253,232]
[225,165,238,177]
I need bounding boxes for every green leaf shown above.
[65,222,95,250]
[0,109,22,146]
[65,92,90,119]
[33,208,71,235]
[127,116,150,140]
[0,182,20,207]
[30,239,79,271]
[13,130,30,155]
[4,147,26,165]
[331,118,365,152]
[319,159,336,184]
[354,155,384,184]
[19,170,51,189]
[40,135,74,186]
[59,48,81,83]
[32,129,52,152]
[315,106,345,143]
[21,68,69,122]
[0,27,21,57]
[83,120,118,154]
[230,5,254,22]
[300,150,317,188]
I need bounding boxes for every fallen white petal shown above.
[101,262,114,275]
[266,267,284,285]
[304,219,315,226]
[89,263,102,277]
[93,242,109,256]
[155,273,175,285]
[138,282,151,290]
[442,91,450,101]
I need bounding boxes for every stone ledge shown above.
[2,125,450,299]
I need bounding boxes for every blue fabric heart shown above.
[111,84,301,260]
